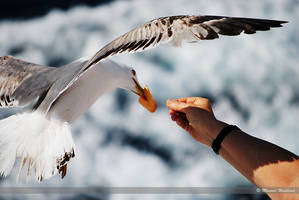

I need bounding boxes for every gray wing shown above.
[0,56,88,112]
[83,15,287,71]
[0,56,55,108]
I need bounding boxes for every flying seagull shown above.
[0,15,287,181]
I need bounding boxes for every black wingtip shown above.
[272,20,289,27]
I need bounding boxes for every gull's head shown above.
[120,65,157,113]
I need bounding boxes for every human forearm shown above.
[218,127,299,187]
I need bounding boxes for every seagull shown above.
[0,15,287,181]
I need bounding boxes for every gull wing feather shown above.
[0,56,55,108]
[0,55,89,112]
[83,15,287,70]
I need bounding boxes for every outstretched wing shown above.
[4,15,285,111]
[84,15,287,71]
[0,56,55,108]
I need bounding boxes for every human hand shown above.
[166,97,226,147]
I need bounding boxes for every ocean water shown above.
[0,0,298,199]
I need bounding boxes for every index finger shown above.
[176,97,210,106]
[177,97,200,104]
[166,99,189,112]
[168,97,213,113]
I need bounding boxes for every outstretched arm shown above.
[167,97,299,200]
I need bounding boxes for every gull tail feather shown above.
[0,112,75,182]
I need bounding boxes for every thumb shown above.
[166,99,189,112]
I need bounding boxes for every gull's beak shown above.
[131,78,157,113]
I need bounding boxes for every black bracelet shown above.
[211,125,240,154]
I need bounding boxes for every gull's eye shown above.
[131,69,136,76]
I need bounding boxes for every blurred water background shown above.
[0,0,298,199]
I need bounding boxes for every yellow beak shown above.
[132,79,157,113]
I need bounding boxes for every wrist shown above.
[210,120,227,139]
[211,125,241,154]
[206,119,227,147]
